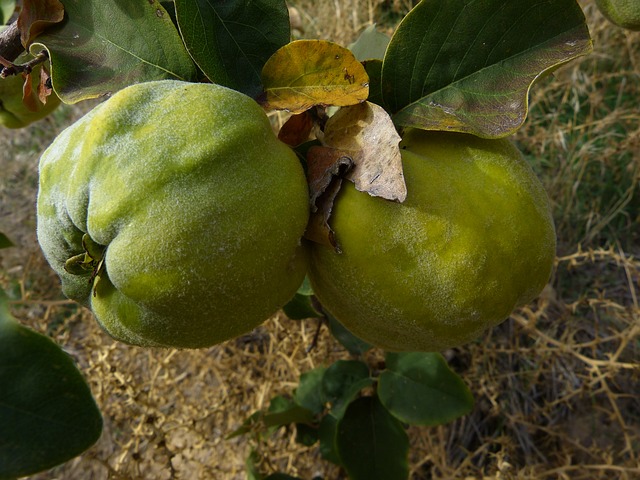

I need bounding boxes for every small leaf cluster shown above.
[236,284,473,480]
[233,347,473,480]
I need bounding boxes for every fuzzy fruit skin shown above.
[309,130,556,352]
[37,80,309,348]
[595,0,640,30]
[0,54,60,129]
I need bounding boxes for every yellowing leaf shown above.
[323,102,406,202]
[262,40,369,114]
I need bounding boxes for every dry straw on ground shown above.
[1,1,638,479]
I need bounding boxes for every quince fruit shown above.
[37,80,309,348]
[309,130,556,352]
[595,0,640,30]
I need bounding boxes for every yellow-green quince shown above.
[309,130,556,352]
[37,80,309,348]
[595,0,640,30]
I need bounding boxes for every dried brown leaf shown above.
[18,0,65,47]
[305,178,344,252]
[21,72,40,112]
[323,102,406,202]
[37,66,53,103]
[306,145,354,211]
[278,111,315,147]
[304,145,354,251]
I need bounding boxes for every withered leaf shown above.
[304,145,355,252]
[306,145,354,212]
[305,178,345,253]
[323,102,406,202]
[278,111,315,147]
[21,72,40,112]
[18,0,65,48]
[37,66,53,103]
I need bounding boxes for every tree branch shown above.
[0,22,24,64]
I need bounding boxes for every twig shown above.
[0,21,24,64]
[0,49,49,78]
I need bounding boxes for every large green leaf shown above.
[174,0,290,98]
[31,0,198,103]
[382,0,592,138]
[336,396,409,480]
[0,291,102,479]
[378,352,474,426]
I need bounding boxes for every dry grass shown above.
[1,1,639,479]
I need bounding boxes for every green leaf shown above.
[348,24,390,61]
[318,414,341,465]
[0,0,16,25]
[264,396,315,430]
[262,40,369,114]
[378,352,474,426]
[0,291,102,479]
[31,0,198,103]
[282,296,320,319]
[363,59,384,107]
[0,232,14,249]
[282,277,321,320]
[326,312,372,355]
[336,396,409,480]
[226,410,262,439]
[295,276,314,296]
[322,360,372,419]
[293,366,327,415]
[382,0,592,138]
[227,396,315,440]
[174,0,290,98]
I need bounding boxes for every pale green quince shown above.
[37,80,309,348]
